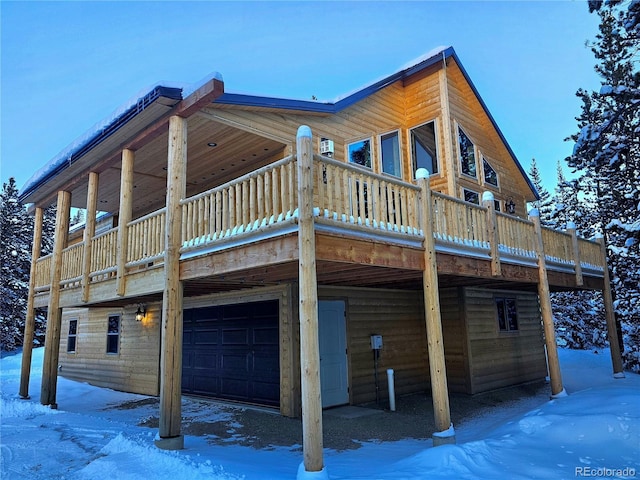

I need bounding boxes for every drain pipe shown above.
[387,369,396,411]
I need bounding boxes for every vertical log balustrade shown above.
[296,126,326,478]
[155,115,186,450]
[598,235,625,377]
[82,172,99,302]
[116,150,134,296]
[530,208,565,397]
[482,191,502,276]
[40,190,72,407]
[19,207,44,399]
[416,168,455,445]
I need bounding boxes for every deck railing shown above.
[39,153,605,294]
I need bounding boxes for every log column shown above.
[482,191,501,277]
[40,190,71,407]
[116,150,134,296]
[19,207,44,399]
[567,221,583,287]
[416,168,455,446]
[597,235,625,378]
[155,115,186,450]
[82,172,99,302]
[296,126,326,479]
[530,208,565,397]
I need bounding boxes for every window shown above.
[380,131,402,178]
[483,157,499,187]
[463,188,480,205]
[410,121,438,176]
[106,315,120,354]
[494,200,501,212]
[347,139,371,169]
[496,298,519,331]
[458,127,477,178]
[67,319,78,353]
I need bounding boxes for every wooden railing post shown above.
[597,234,625,378]
[155,115,186,450]
[19,207,44,399]
[116,150,134,296]
[416,168,455,446]
[529,208,565,398]
[40,190,71,407]
[482,191,501,276]
[296,126,326,478]
[566,221,583,287]
[82,172,99,302]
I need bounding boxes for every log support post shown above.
[155,116,186,450]
[82,172,99,302]
[597,235,625,378]
[482,191,501,277]
[116,150,134,296]
[416,168,455,446]
[567,222,583,287]
[40,190,71,408]
[19,207,44,399]
[296,126,327,479]
[530,209,565,398]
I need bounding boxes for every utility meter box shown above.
[370,334,383,350]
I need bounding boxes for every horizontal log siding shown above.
[58,305,161,395]
[464,288,547,394]
[319,286,429,405]
[439,287,471,393]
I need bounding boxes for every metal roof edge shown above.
[213,93,335,113]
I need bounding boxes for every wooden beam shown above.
[416,169,455,445]
[82,172,99,302]
[40,190,71,407]
[482,192,501,276]
[19,207,44,399]
[296,126,325,475]
[438,64,457,196]
[155,115,187,450]
[116,150,134,296]
[530,209,564,397]
[176,78,224,118]
[598,235,625,377]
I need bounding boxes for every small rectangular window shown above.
[67,319,78,353]
[496,298,519,332]
[410,121,438,176]
[347,139,371,169]
[380,131,401,178]
[483,157,499,187]
[463,188,480,205]
[107,315,120,354]
[458,127,477,178]
[494,200,501,212]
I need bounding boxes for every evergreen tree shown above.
[550,161,583,232]
[0,178,33,351]
[527,158,554,226]
[567,1,640,371]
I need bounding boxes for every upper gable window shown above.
[458,127,477,178]
[380,131,401,178]
[347,139,371,169]
[483,157,499,187]
[410,121,438,177]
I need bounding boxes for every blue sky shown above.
[1,1,601,195]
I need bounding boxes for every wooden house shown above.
[18,47,623,475]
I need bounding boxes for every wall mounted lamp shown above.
[135,304,146,322]
[506,197,516,215]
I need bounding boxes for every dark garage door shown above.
[182,300,279,407]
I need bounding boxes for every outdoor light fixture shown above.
[506,197,516,215]
[135,304,146,322]
[207,142,218,147]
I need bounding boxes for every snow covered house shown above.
[18,47,622,472]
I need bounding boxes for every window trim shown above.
[346,137,372,170]
[409,119,439,179]
[496,297,519,332]
[378,129,402,179]
[462,187,480,205]
[106,314,121,355]
[67,318,78,354]
[482,155,499,188]
[457,125,478,179]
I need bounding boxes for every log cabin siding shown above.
[464,288,547,394]
[319,285,429,405]
[439,287,472,393]
[58,305,161,396]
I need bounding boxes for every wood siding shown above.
[464,287,547,394]
[319,285,429,405]
[440,287,472,393]
[58,304,161,396]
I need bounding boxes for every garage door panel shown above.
[194,352,218,370]
[253,326,278,344]
[222,328,249,345]
[194,328,220,345]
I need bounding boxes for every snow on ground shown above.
[1,348,638,479]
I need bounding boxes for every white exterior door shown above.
[318,300,349,408]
